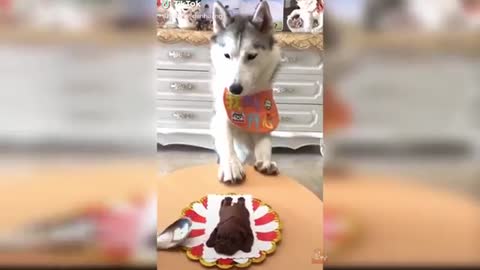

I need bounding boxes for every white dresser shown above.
[156,29,323,151]
[329,34,480,164]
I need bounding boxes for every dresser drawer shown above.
[277,48,323,75]
[157,70,212,101]
[157,44,211,71]
[273,74,322,104]
[157,100,214,130]
[157,44,322,74]
[277,104,322,132]
[157,71,321,104]
[157,100,322,132]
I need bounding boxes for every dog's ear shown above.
[251,1,273,34]
[206,228,218,247]
[213,1,232,33]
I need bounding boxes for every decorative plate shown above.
[180,194,282,269]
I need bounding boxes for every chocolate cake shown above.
[206,197,254,255]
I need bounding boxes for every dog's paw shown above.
[218,158,246,184]
[254,160,279,175]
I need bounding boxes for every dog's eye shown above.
[224,53,231,59]
[247,53,257,61]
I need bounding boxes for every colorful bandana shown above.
[223,88,279,133]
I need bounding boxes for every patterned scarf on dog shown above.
[223,88,279,133]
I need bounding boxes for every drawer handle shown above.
[280,55,297,63]
[170,82,194,91]
[172,111,194,120]
[273,87,294,94]
[280,116,292,122]
[168,50,192,60]
[320,141,325,157]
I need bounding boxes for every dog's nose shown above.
[229,84,243,95]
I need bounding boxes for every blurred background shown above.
[1,0,480,268]
[323,0,480,267]
[0,0,157,267]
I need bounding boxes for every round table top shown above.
[158,164,324,270]
[0,160,156,266]
[324,172,480,266]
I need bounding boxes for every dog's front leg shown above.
[214,121,246,183]
[253,134,278,175]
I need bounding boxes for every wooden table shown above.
[158,164,324,270]
[0,160,156,267]
[324,172,480,266]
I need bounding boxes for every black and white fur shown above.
[210,1,281,183]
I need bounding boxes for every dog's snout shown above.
[229,84,243,95]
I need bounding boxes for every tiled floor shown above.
[158,145,324,199]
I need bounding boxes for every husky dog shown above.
[210,1,281,183]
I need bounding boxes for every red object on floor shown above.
[87,204,144,261]
[0,0,11,10]
[324,86,352,134]
[462,0,480,14]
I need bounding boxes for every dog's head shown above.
[210,1,281,96]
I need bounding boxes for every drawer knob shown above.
[273,87,294,94]
[170,82,194,91]
[172,111,194,120]
[280,56,297,63]
[168,50,192,60]
[280,115,292,122]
